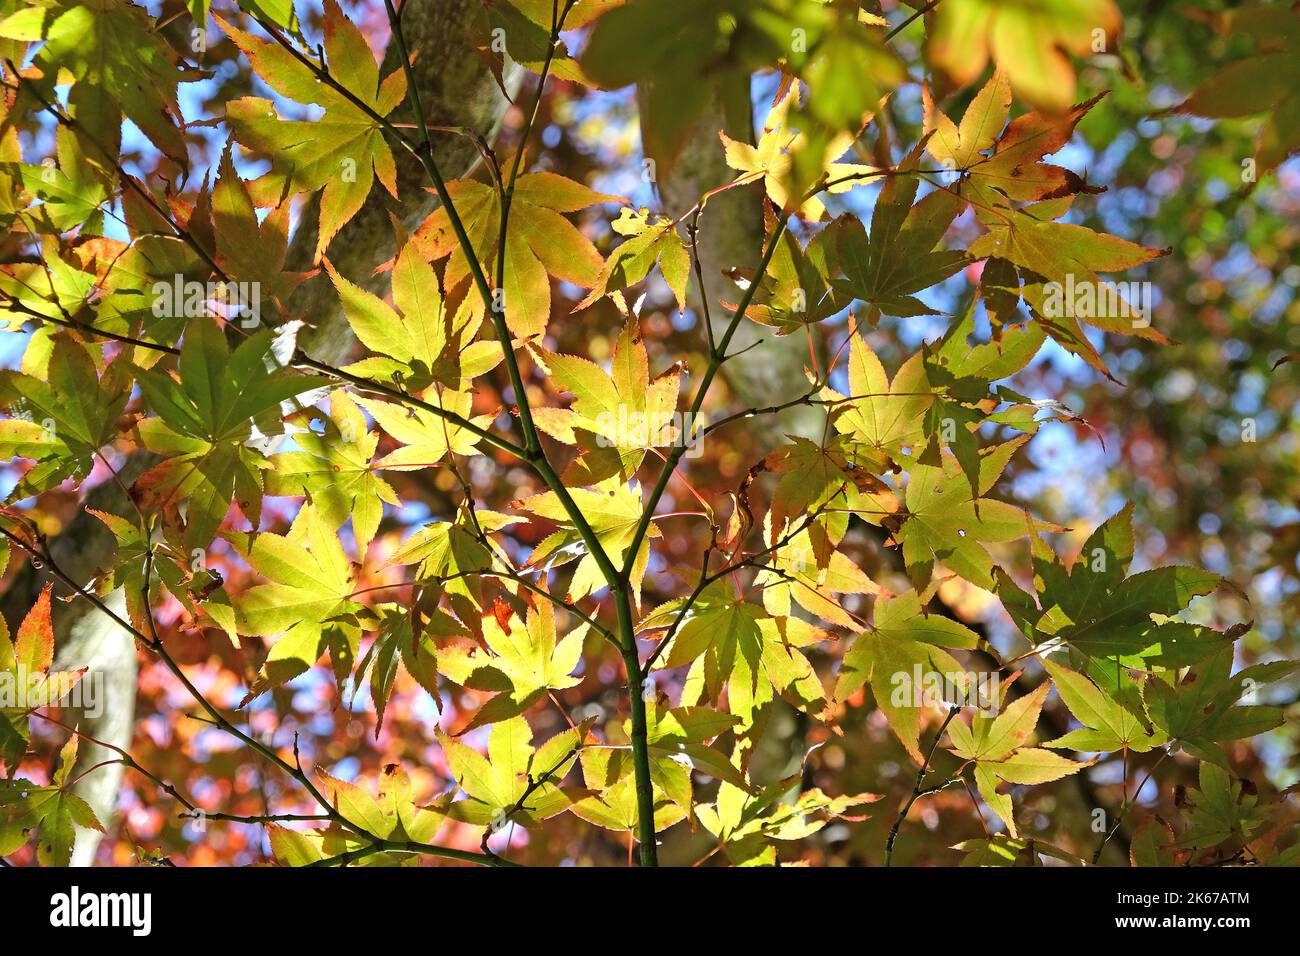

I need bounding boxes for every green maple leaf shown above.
[1175,5,1300,174]
[644,581,828,728]
[358,606,462,734]
[953,834,1085,867]
[516,477,659,605]
[826,329,935,471]
[438,600,585,732]
[0,736,103,865]
[268,763,447,865]
[696,760,880,866]
[948,684,1089,838]
[134,317,325,447]
[1174,761,1268,853]
[532,318,683,484]
[325,239,501,392]
[833,151,970,321]
[226,504,366,699]
[386,509,521,616]
[0,0,192,161]
[266,392,399,554]
[88,508,218,635]
[572,743,685,836]
[218,0,407,262]
[996,505,1236,666]
[895,450,1042,590]
[131,317,326,547]
[412,171,621,339]
[437,717,586,827]
[0,334,130,498]
[1041,659,1166,753]
[5,126,108,234]
[1143,646,1298,766]
[640,705,747,819]
[755,525,878,631]
[835,589,981,760]
[576,207,690,314]
[731,218,849,334]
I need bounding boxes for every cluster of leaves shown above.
[0,0,1295,869]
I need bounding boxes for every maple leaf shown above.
[131,317,327,548]
[326,239,501,392]
[572,743,685,836]
[385,509,521,617]
[1174,761,1268,852]
[755,525,878,632]
[0,0,193,161]
[0,334,130,498]
[532,318,683,484]
[643,581,829,728]
[1174,5,1300,174]
[947,684,1090,838]
[924,70,1013,174]
[226,504,367,699]
[266,392,400,554]
[590,704,748,824]
[89,508,220,637]
[353,389,493,471]
[832,153,970,322]
[575,207,690,314]
[825,329,936,472]
[0,736,103,866]
[1040,660,1166,753]
[412,171,622,339]
[438,600,585,732]
[267,763,447,865]
[469,0,610,90]
[436,717,588,827]
[762,433,887,548]
[893,449,1044,591]
[722,85,877,221]
[835,589,981,760]
[218,0,407,262]
[925,0,1121,113]
[696,760,880,866]
[357,606,462,734]
[995,505,1238,666]
[729,222,849,334]
[0,585,86,769]
[930,79,1107,206]
[516,477,660,605]
[953,834,1086,867]
[4,126,109,234]
[206,145,313,309]
[1143,646,1298,766]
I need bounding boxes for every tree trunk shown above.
[643,77,825,442]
